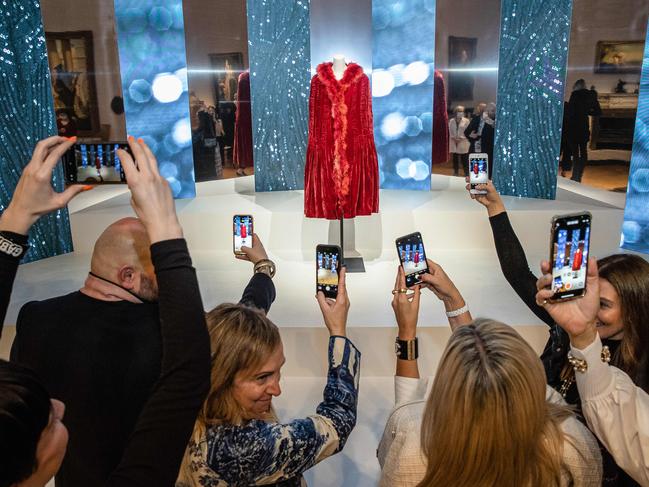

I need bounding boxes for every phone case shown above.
[233,215,253,255]
[548,211,592,303]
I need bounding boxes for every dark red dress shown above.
[304,62,379,219]
[432,70,449,165]
[233,71,254,169]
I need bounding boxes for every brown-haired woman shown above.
[177,269,360,486]
[468,180,649,485]
[378,265,602,486]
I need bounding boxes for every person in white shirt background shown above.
[448,105,470,177]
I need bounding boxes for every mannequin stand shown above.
[339,217,365,273]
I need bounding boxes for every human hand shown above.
[316,267,349,337]
[419,260,465,311]
[465,178,505,217]
[535,257,599,349]
[469,131,478,139]
[0,136,90,235]
[117,137,182,243]
[237,233,268,264]
[391,266,420,340]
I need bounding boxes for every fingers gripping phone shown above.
[316,244,341,299]
[395,232,429,287]
[469,153,489,194]
[233,215,253,255]
[62,142,131,184]
[549,212,592,302]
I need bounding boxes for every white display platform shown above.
[1,174,634,487]
[5,174,626,327]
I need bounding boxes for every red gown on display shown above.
[432,70,449,165]
[233,71,254,169]
[304,62,379,220]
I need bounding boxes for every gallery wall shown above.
[40,0,126,139]
[183,0,249,107]
[435,0,501,111]
[565,0,649,96]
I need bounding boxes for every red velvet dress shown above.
[233,71,254,169]
[304,62,379,219]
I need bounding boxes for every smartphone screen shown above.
[469,153,489,193]
[316,245,341,299]
[550,212,592,301]
[396,232,429,287]
[62,142,130,184]
[233,215,253,254]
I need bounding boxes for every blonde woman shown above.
[177,269,360,486]
[377,263,602,486]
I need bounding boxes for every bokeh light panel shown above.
[372,0,436,190]
[113,0,195,198]
[0,0,73,262]
[246,0,311,192]
[621,21,649,254]
[492,0,572,200]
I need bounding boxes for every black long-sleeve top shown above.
[11,242,275,487]
[489,213,638,486]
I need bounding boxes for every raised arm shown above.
[0,136,87,336]
[107,138,210,486]
[467,179,554,326]
[237,233,276,313]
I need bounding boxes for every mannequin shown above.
[332,54,346,80]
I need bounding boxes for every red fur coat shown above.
[304,62,379,219]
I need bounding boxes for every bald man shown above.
[10,217,276,487]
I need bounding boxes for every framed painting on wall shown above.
[45,31,101,137]
[595,40,644,74]
[448,36,477,102]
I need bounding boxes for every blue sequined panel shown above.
[113,0,195,198]
[621,22,649,254]
[0,0,73,263]
[246,0,311,192]
[372,0,436,191]
[493,0,572,200]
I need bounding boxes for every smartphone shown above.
[62,142,131,184]
[395,232,429,287]
[316,244,341,299]
[469,153,489,194]
[233,215,254,255]
[549,212,592,302]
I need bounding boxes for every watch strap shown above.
[0,231,29,259]
[395,337,418,360]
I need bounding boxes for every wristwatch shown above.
[254,259,276,279]
[0,231,29,259]
[395,337,418,361]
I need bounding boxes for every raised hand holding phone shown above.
[391,266,420,340]
[0,136,90,235]
[536,257,600,349]
[316,266,349,337]
[316,244,341,299]
[468,153,489,195]
[395,232,429,288]
[116,137,182,243]
[237,233,268,264]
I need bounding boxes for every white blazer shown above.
[448,117,470,154]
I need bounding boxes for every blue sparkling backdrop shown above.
[621,21,649,254]
[372,0,436,191]
[246,0,311,192]
[493,0,572,200]
[0,0,73,263]
[113,0,195,198]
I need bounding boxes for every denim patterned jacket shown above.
[177,336,361,486]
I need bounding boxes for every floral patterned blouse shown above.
[177,336,361,486]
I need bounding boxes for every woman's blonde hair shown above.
[198,303,281,428]
[418,319,571,487]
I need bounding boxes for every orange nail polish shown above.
[81,185,94,192]
[137,138,144,144]
[128,135,134,142]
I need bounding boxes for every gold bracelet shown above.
[254,259,276,278]
[567,345,611,374]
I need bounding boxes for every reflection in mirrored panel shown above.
[41,0,126,142]
[433,0,501,179]
[183,0,252,181]
[560,0,649,191]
